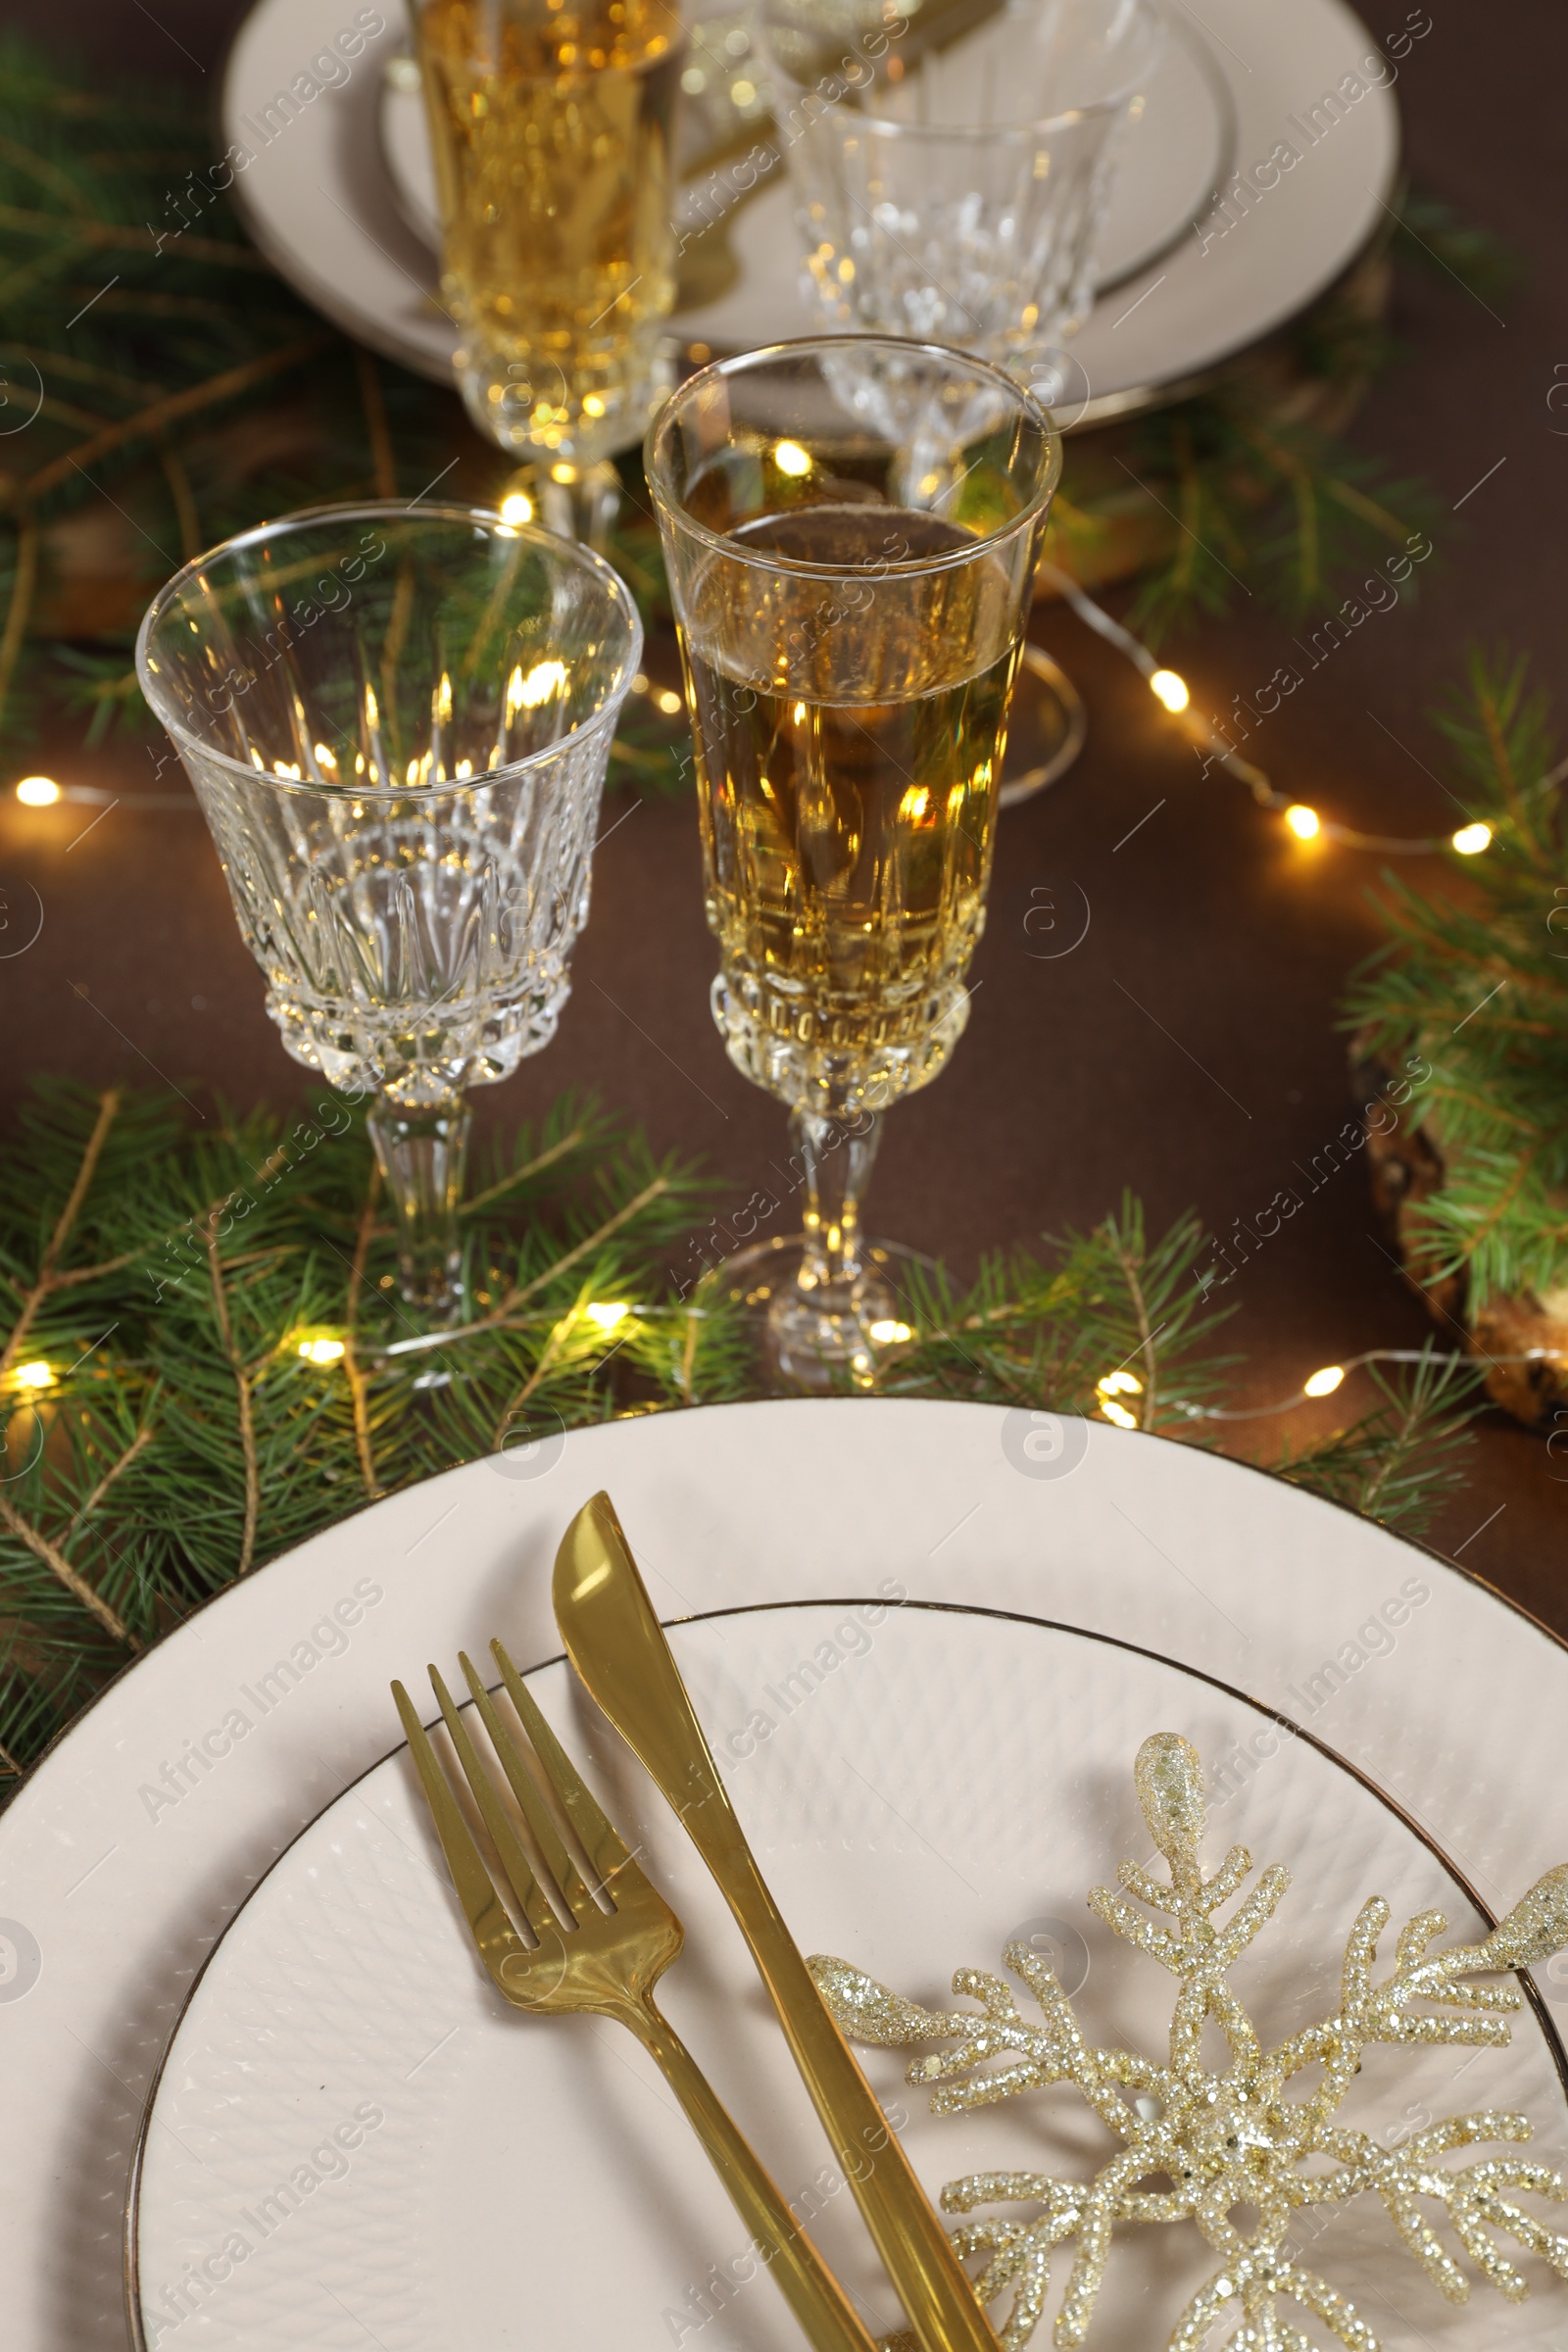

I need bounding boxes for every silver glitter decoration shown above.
[809,1731,1568,2351]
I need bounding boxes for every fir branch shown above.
[354,346,398,500]
[1272,1349,1482,1539]
[0,1491,137,1646]
[203,1222,260,1574]
[0,513,37,742]
[65,1412,158,1535]
[0,1085,122,1385]
[880,1196,1237,1431]
[0,199,275,268]
[8,329,334,509]
[1344,651,1568,1303]
[1391,190,1524,310]
[342,1169,385,1501]
[158,442,200,562]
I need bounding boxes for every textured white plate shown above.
[130,1604,1568,2351]
[6,1399,1568,2352]
[220,0,1398,416]
[376,13,1234,304]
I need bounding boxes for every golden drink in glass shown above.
[418,0,683,476]
[648,340,1060,1385]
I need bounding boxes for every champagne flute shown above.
[646,337,1059,1387]
[136,503,642,1323]
[416,0,686,541]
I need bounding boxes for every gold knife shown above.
[553,1491,999,2352]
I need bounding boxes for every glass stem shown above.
[791,1106,883,1308]
[367,1095,471,1323]
[507,458,621,549]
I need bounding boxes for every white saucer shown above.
[5,1399,1566,2352]
[131,1601,1568,2350]
[220,0,1398,418]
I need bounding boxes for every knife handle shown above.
[696,1832,998,2352]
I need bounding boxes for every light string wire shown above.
[15,569,1567,847]
[1037,560,1568,857]
[1159,1348,1561,1425]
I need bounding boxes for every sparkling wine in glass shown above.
[647,337,1059,1386]
[137,502,642,1324]
[417,0,685,539]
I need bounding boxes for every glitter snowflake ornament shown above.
[810,1733,1568,2352]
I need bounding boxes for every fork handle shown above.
[629,1996,880,2352]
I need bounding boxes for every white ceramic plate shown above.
[128,1601,1568,2351]
[5,1400,1568,2352]
[220,0,1398,417]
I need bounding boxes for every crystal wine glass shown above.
[646,336,1059,1386]
[136,502,642,1322]
[760,0,1163,393]
[416,0,686,540]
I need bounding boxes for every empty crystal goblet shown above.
[136,502,642,1321]
[760,0,1164,392]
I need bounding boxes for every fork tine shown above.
[491,1639,639,1895]
[457,1652,600,1926]
[391,1680,532,1984]
[428,1665,560,1940]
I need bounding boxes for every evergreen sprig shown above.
[1267,1346,1481,1531]
[1345,651,1568,1302]
[0,1080,735,1768]
[2,1086,1481,1797]
[1114,385,1442,647]
[877,1194,1237,1431]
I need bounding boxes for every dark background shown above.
[4,0,1566,1623]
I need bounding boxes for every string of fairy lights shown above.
[1033,561,1532,858]
[12,1331,1533,1443]
[1100,1350,1559,1431]
[12,549,1553,854]
[7,515,1551,1448]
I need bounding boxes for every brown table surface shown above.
[4,0,1566,1633]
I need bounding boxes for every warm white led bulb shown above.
[1150,669,1190,713]
[1303,1364,1345,1397]
[1452,822,1492,856]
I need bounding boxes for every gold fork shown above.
[391,1642,877,2352]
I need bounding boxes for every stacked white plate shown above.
[4,1399,1567,2351]
[220,0,1400,419]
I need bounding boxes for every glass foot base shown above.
[707,1232,932,1395]
[1000,646,1088,808]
